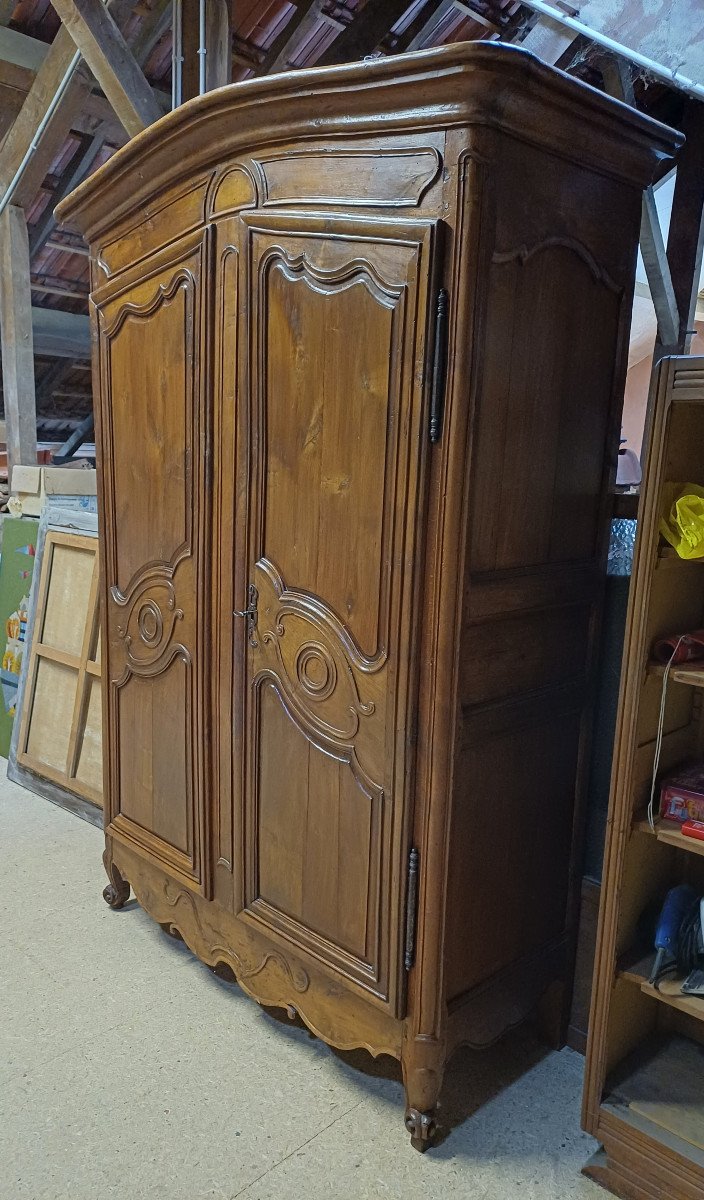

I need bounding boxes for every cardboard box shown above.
[10,465,97,517]
[660,762,704,823]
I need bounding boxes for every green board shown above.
[0,516,39,757]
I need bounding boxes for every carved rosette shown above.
[111,566,189,686]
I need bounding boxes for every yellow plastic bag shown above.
[660,483,704,560]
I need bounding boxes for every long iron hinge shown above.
[404,847,420,971]
[429,287,449,444]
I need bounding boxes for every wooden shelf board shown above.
[605,1035,704,1156]
[634,814,704,858]
[648,661,704,687]
[618,950,704,1022]
[657,543,704,562]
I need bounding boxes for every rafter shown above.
[255,0,327,75]
[602,57,680,349]
[316,0,413,65]
[31,307,90,359]
[130,0,172,65]
[661,99,704,354]
[0,26,91,211]
[50,0,162,137]
[29,132,103,258]
[519,13,576,63]
[402,0,457,53]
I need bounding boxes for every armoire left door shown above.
[94,226,211,895]
[226,211,439,1018]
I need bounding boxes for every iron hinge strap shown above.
[404,847,420,971]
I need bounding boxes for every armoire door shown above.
[234,212,438,1016]
[94,227,210,894]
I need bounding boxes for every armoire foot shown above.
[102,850,130,909]
[404,1107,437,1152]
[402,1034,443,1151]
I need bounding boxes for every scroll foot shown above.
[102,849,130,909]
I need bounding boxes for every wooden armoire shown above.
[58,43,679,1149]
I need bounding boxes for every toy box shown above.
[661,762,704,823]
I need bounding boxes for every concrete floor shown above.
[0,769,606,1200]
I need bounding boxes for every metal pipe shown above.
[0,47,82,219]
[198,0,206,94]
[519,0,704,104]
[171,0,183,108]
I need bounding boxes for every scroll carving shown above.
[492,236,622,294]
[111,566,189,686]
[261,245,400,309]
[257,558,378,747]
[143,876,310,993]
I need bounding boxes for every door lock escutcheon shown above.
[234,583,258,647]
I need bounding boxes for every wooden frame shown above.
[8,507,102,826]
[583,355,704,1198]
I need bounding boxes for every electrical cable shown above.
[648,634,686,830]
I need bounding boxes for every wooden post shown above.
[0,205,37,476]
[181,0,231,102]
[658,98,704,357]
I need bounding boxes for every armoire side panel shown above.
[96,230,210,891]
[445,132,637,1010]
[238,214,436,1013]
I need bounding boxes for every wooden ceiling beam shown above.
[51,0,162,137]
[31,273,89,299]
[256,0,327,75]
[0,26,91,212]
[31,307,90,359]
[130,0,172,66]
[29,131,103,258]
[602,57,680,349]
[316,0,413,65]
[403,0,458,53]
[661,99,704,355]
[518,13,576,62]
[0,205,38,471]
[0,25,50,72]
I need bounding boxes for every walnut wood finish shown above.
[58,43,680,1150]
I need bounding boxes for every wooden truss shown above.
[0,0,701,477]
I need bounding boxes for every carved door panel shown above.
[236,213,437,1016]
[94,227,210,894]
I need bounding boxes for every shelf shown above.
[648,661,704,687]
[657,543,704,562]
[619,949,704,1022]
[634,814,704,858]
[604,1035,704,1157]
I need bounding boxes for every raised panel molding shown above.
[98,230,209,895]
[256,146,442,208]
[208,163,259,217]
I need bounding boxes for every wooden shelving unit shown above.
[634,815,704,859]
[583,357,704,1200]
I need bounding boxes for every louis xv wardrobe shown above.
[58,42,680,1149]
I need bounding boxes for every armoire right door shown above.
[233,211,439,1018]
